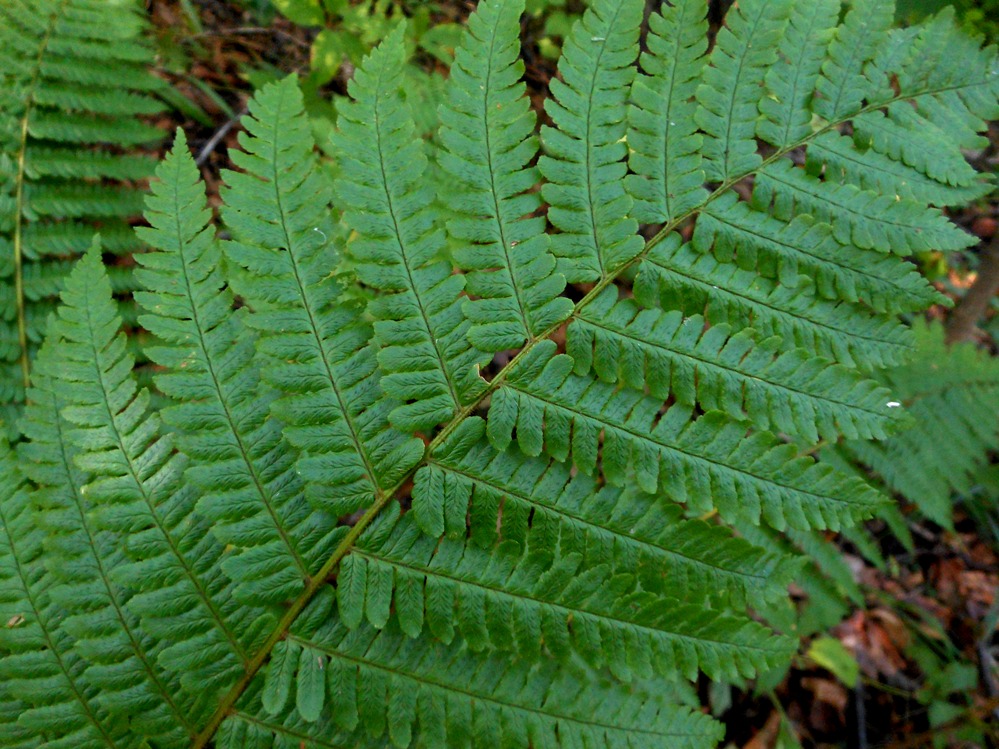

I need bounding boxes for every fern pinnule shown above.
[695,0,790,181]
[626,0,708,224]
[0,437,129,749]
[344,505,794,682]
[416,426,798,610]
[634,234,915,370]
[251,588,725,749]
[571,287,906,442]
[757,0,839,149]
[490,341,887,530]
[755,160,976,256]
[17,334,193,744]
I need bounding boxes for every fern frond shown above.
[626,0,708,223]
[570,287,906,442]
[52,243,268,698]
[843,321,999,527]
[438,0,573,352]
[222,76,424,518]
[490,342,887,530]
[415,422,798,610]
[695,0,790,181]
[239,589,724,749]
[17,334,195,745]
[134,132,341,607]
[0,437,129,748]
[342,504,794,682]
[0,0,163,404]
[334,26,486,433]
[539,0,645,281]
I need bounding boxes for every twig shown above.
[854,679,869,749]
[188,27,312,49]
[946,236,999,345]
[195,108,246,167]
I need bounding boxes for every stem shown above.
[945,236,999,344]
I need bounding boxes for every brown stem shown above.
[945,237,999,345]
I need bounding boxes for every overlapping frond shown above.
[222,76,424,519]
[0,0,163,406]
[134,133,341,606]
[334,26,486,433]
[438,0,573,352]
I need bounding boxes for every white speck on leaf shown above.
[886,401,901,408]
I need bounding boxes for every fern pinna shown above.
[1,0,997,747]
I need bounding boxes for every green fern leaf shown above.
[757,0,839,148]
[222,76,424,518]
[696,0,791,181]
[438,0,573,352]
[539,0,645,281]
[626,0,709,223]
[635,233,914,370]
[491,341,887,530]
[334,26,487,433]
[51,244,268,699]
[0,437,132,749]
[415,423,798,610]
[570,287,906,442]
[843,321,999,528]
[0,0,163,406]
[240,589,725,748]
[814,0,896,121]
[345,505,795,681]
[16,334,195,745]
[134,132,342,606]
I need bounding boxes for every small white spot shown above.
[591,36,605,42]
[313,227,328,242]
[886,401,901,408]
